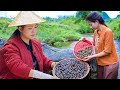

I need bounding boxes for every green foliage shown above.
[75,11,102,23]
[37,20,82,47]
[106,16,120,40]
[75,20,93,34]
[0,13,120,48]
[0,18,16,40]
[0,18,11,31]
[76,11,91,19]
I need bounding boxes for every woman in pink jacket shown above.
[0,11,57,79]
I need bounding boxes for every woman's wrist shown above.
[29,69,34,77]
[32,70,54,79]
[51,62,56,68]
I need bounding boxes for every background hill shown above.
[0,11,120,48]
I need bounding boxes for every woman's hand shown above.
[53,76,60,79]
[83,55,95,61]
[79,37,86,41]
[51,62,58,68]
[29,69,55,79]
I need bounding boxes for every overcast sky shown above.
[0,11,119,18]
[0,11,77,18]
[103,11,120,18]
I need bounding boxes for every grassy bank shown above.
[0,16,120,48]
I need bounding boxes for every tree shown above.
[76,11,91,19]
[75,11,90,23]
[75,11,102,23]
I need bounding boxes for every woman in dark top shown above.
[0,11,57,79]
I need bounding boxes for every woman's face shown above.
[18,24,38,41]
[87,20,99,30]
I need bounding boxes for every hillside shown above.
[0,16,120,48]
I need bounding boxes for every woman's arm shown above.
[51,62,58,68]
[29,69,54,79]
[83,51,109,61]
[2,44,32,78]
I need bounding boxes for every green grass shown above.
[0,16,120,48]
